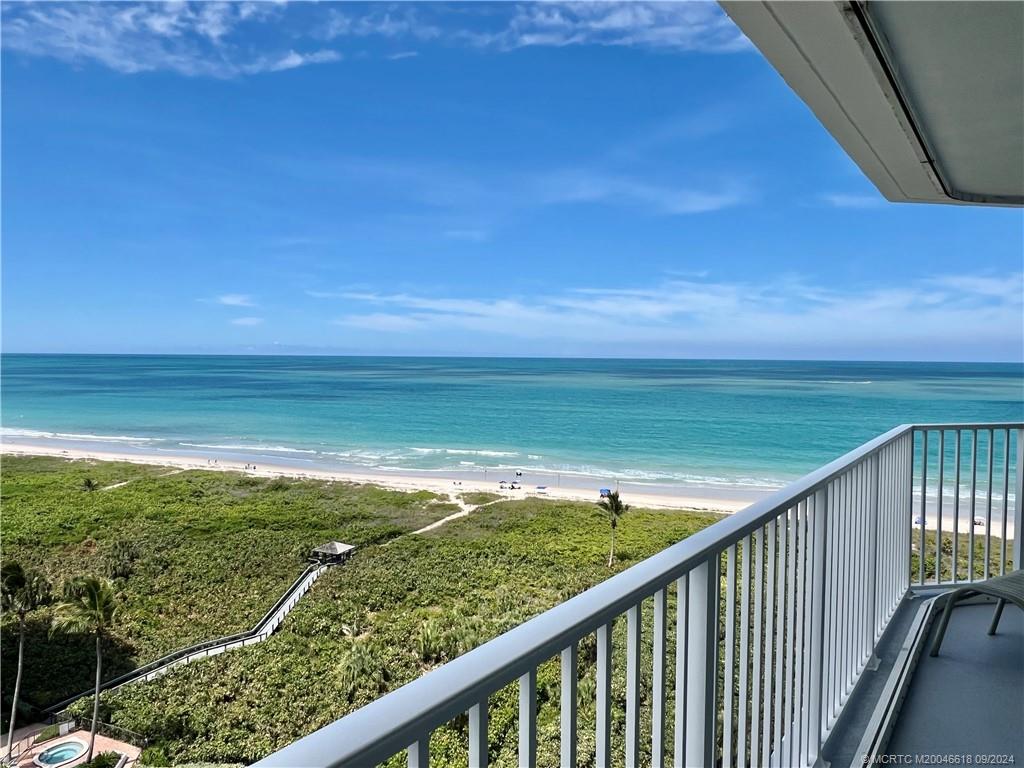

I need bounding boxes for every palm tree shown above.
[81,478,99,492]
[597,491,630,567]
[51,577,118,763]
[2,562,51,762]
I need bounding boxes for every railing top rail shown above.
[256,422,936,768]
[910,422,1023,430]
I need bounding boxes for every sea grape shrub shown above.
[105,539,141,581]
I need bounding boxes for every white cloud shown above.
[1,2,338,78]
[324,8,441,41]
[323,2,748,54]
[1,2,747,78]
[822,193,884,209]
[539,170,746,214]
[474,2,752,53]
[323,272,1024,359]
[216,294,256,307]
[230,316,263,326]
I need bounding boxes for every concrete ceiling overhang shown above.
[721,1,1024,207]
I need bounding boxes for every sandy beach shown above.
[0,440,755,512]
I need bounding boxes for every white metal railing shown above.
[255,423,1021,768]
[911,425,1022,587]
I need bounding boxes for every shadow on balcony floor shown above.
[886,601,1023,761]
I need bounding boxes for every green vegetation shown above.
[1,455,723,765]
[459,491,502,505]
[1,455,452,716]
[910,527,1013,583]
[82,752,121,768]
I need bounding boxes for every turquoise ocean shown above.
[2,355,1021,497]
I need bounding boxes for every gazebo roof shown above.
[312,540,355,556]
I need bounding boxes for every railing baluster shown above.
[936,429,945,581]
[919,429,928,585]
[652,588,667,768]
[674,575,688,768]
[793,500,807,767]
[738,534,752,768]
[596,623,612,768]
[469,700,488,768]
[750,529,764,767]
[519,669,537,768]
[843,470,853,696]
[953,431,961,584]
[761,519,776,767]
[560,645,577,768]
[687,556,718,768]
[626,604,642,767]
[868,455,879,653]
[823,481,836,735]
[904,432,913,594]
[772,516,786,764]
[1001,428,1010,575]
[408,739,429,768]
[807,487,828,766]
[1015,428,1024,573]
[986,428,994,580]
[723,544,737,768]
[970,429,978,581]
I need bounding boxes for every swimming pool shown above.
[33,739,87,767]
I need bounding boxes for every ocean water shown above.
[1,355,1021,493]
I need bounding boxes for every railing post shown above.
[807,487,828,767]
[686,555,718,768]
[1014,427,1023,572]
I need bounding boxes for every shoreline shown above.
[0,441,757,512]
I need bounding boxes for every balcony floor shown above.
[885,600,1023,761]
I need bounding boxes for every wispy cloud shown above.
[539,170,746,214]
[318,272,1024,359]
[462,2,751,53]
[273,155,747,218]
[325,2,749,54]
[1,2,339,77]
[230,316,263,326]
[822,193,884,209]
[215,294,256,307]
[1,2,749,78]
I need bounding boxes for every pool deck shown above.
[14,729,140,768]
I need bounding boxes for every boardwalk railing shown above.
[46,562,330,715]
[255,423,1021,768]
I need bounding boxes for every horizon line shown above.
[1,351,1022,366]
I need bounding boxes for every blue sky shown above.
[2,1,1022,360]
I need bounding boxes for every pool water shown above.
[36,741,86,766]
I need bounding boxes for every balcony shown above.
[254,423,1022,768]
